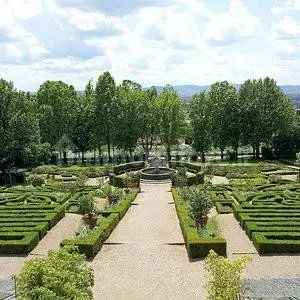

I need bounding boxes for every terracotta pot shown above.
[83,213,97,228]
[196,215,208,228]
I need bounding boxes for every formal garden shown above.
[1,73,300,299]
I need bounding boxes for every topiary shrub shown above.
[27,174,45,187]
[205,250,251,300]
[79,193,95,215]
[188,187,213,227]
[16,246,94,299]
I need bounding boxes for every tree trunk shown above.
[107,135,111,163]
[201,151,205,163]
[234,146,238,161]
[255,143,260,159]
[252,144,256,159]
[63,151,67,165]
[81,151,85,164]
[220,148,224,160]
[166,145,171,162]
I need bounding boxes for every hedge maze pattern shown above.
[212,183,300,254]
[0,188,66,254]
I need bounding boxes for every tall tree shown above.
[37,80,76,149]
[208,81,239,160]
[156,86,186,161]
[69,95,93,164]
[139,87,159,160]
[189,92,212,162]
[239,77,295,158]
[0,79,39,166]
[114,81,143,157]
[95,72,116,162]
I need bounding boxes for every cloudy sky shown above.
[0,0,300,91]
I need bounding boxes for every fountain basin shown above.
[140,167,174,180]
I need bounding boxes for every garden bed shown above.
[0,189,67,254]
[61,192,137,258]
[171,189,226,258]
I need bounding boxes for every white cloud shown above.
[206,0,259,46]
[0,0,300,89]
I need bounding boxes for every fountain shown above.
[140,157,174,180]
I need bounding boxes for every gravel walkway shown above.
[91,182,206,300]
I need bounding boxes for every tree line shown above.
[0,73,298,168]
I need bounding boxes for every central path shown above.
[91,182,206,299]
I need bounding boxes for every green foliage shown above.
[179,186,213,222]
[27,174,45,187]
[155,86,186,160]
[95,71,116,160]
[79,193,95,214]
[37,80,76,148]
[189,92,212,162]
[239,77,295,158]
[17,246,94,299]
[62,192,136,258]
[172,189,226,258]
[205,250,251,300]
[208,81,240,159]
[0,79,40,166]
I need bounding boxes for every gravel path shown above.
[91,182,206,300]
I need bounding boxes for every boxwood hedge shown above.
[171,189,226,258]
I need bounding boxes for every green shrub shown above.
[172,189,226,258]
[79,193,95,214]
[253,232,300,254]
[205,250,251,300]
[113,161,145,175]
[27,174,45,187]
[62,192,137,258]
[17,246,94,299]
[179,186,213,228]
[0,232,39,254]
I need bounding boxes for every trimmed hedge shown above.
[172,189,226,258]
[215,202,233,214]
[0,189,66,254]
[113,161,145,175]
[62,192,137,258]
[253,232,300,254]
[109,174,140,188]
[0,223,48,238]
[0,232,39,254]
[169,161,202,173]
[245,222,300,238]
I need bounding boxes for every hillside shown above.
[152,84,300,106]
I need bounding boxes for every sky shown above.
[0,0,300,91]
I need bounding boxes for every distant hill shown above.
[152,84,300,107]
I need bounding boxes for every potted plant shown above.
[188,187,213,228]
[80,194,97,228]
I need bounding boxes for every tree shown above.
[37,80,76,149]
[114,81,143,157]
[239,77,295,158]
[0,79,40,167]
[208,81,239,160]
[95,72,116,162]
[69,95,93,164]
[189,92,212,162]
[155,86,186,161]
[139,87,159,160]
